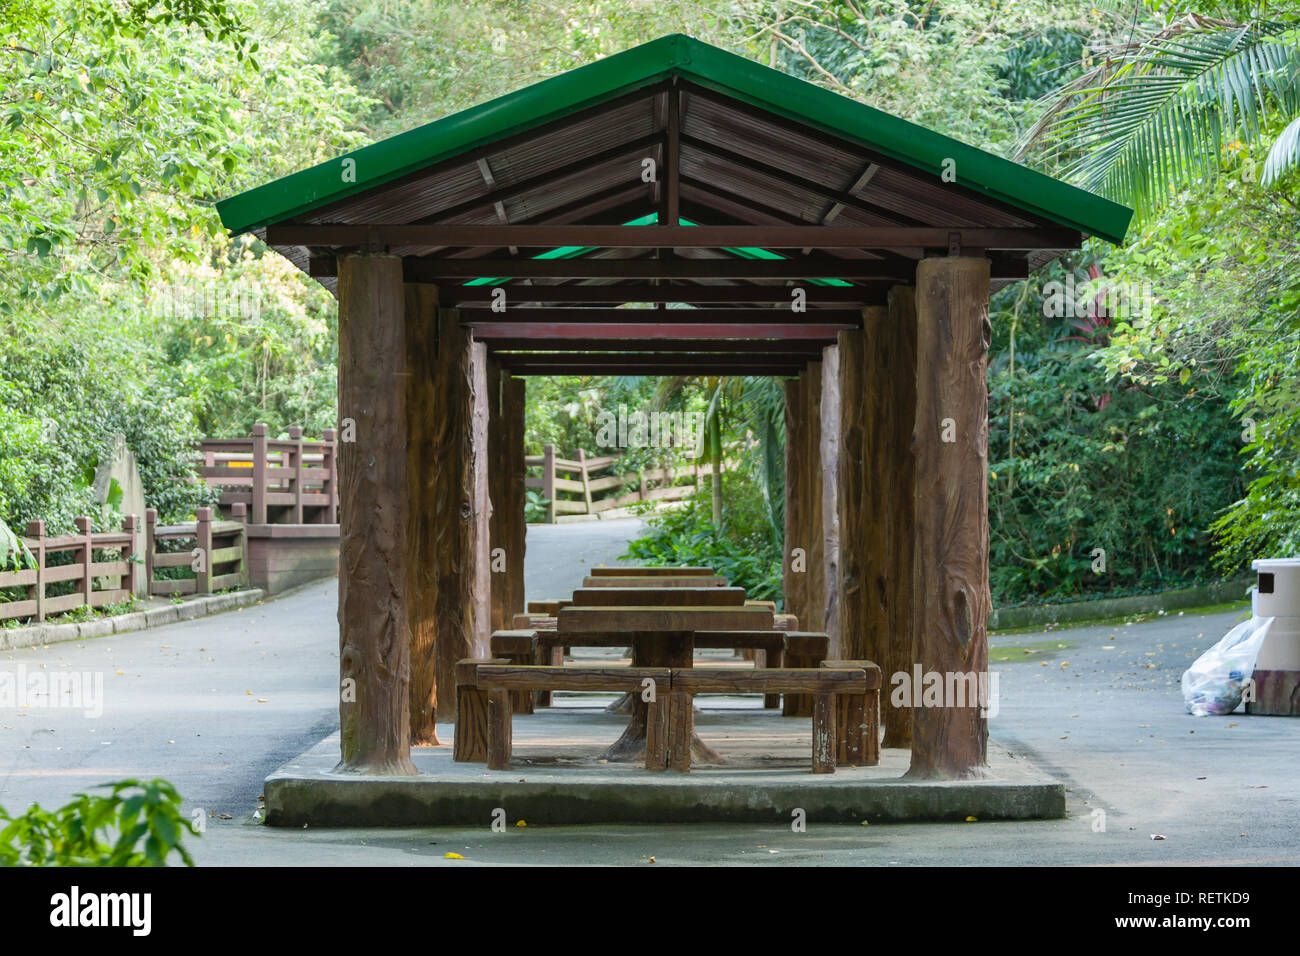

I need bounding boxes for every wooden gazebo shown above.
[217,34,1131,779]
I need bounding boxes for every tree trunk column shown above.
[782,378,804,623]
[503,377,527,619]
[487,358,506,632]
[336,253,417,775]
[836,320,870,662]
[820,344,840,654]
[802,360,824,633]
[908,256,992,779]
[405,282,442,746]
[884,286,917,750]
[470,338,492,663]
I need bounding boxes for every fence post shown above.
[577,448,593,516]
[251,423,268,524]
[231,502,250,588]
[122,514,140,599]
[26,520,45,622]
[542,443,557,524]
[195,507,213,594]
[289,425,305,523]
[322,427,338,523]
[145,508,157,598]
[74,516,94,612]
[639,471,647,502]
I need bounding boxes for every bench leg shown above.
[505,652,536,715]
[783,651,819,716]
[864,688,881,766]
[762,647,782,709]
[453,684,490,763]
[836,692,868,765]
[533,646,562,708]
[667,691,694,773]
[645,697,669,772]
[486,690,513,771]
[812,692,836,774]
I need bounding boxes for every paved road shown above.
[2,518,1294,865]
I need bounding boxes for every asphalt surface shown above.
[2,517,1294,866]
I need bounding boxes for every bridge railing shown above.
[197,424,338,525]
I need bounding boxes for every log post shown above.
[502,377,527,620]
[470,337,492,667]
[336,252,417,775]
[885,285,918,750]
[820,343,840,655]
[802,360,824,633]
[908,256,992,779]
[836,322,869,664]
[424,302,483,729]
[782,379,804,622]
[405,281,441,746]
[487,357,506,632]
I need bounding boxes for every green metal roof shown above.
[217,33,1132,246]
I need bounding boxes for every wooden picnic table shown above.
[555,603,775,763]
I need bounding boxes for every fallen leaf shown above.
[515,820,527,827]
[648,856,655,863]
[1150,834,1165,841]
[444,852,465,860]
[965,815,978,822]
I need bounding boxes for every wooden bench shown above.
[669,665,881,773]
[454,661,673,771]
[454,660,880,775]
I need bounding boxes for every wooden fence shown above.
[525,444,719,522]
[0,507,249,623]
[144,505,248,598]
[0,516,141,623]
[197,424,338,524]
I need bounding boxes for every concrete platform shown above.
[265,691,1064,827]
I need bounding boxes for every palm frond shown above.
[1018,15,1300,215]
[1263,114,1300,184]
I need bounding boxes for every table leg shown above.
[602,631,724,765]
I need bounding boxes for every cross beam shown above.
[469,323,852,341]
[442,284,876,306]
[486,338,832,352]
[458,308,863,326]
[270,223,1079,251]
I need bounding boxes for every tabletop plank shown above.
[589,567,716,577]
[570,587,746,607]
[557,604,774,633]
[581,575,727,588]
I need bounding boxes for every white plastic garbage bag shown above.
[1181,616,1274,716]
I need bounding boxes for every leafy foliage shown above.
[0,778,198,867]
[623,474,785,605]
